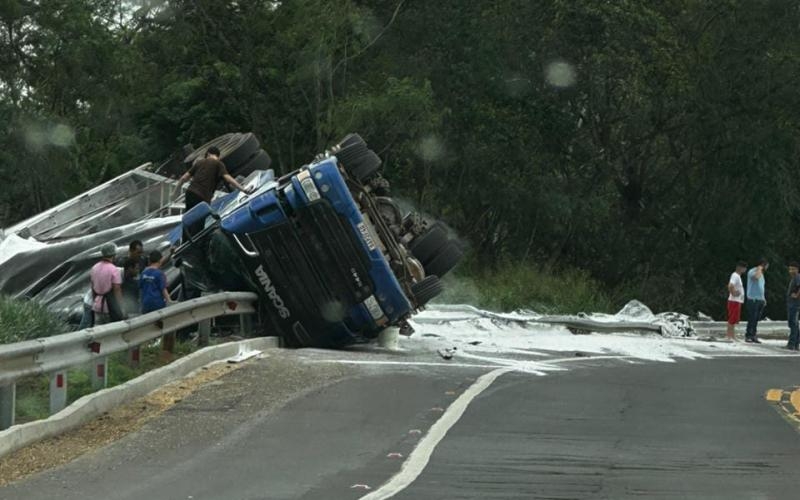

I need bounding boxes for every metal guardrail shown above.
[418,304,664,333]
[692,320,788,337]
[0,291,259,430]
[422,304,794,337]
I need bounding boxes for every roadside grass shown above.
[0,295,204,422]
[437,259,615,315]
[0,295,68,344]
[14,341,196,423]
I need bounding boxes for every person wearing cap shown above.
[786,261,800,351]
[90,243,124,325]
[173,146,252,212]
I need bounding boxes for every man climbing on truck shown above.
[173,146,252,212]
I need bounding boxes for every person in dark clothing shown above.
[113,240,171,312]
[173,146,252,212]
[115,240,147,271]
[786,261,800,351]
[120,257,141,315]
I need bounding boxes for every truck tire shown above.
[336,133,366,150]
[408,222,448,265]
[231,149,272,178]
[411,275,443,306]
[183,132,260,172]
[335,143,382,182]
[424,242,463,278]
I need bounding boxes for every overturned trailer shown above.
[0,133,462,347]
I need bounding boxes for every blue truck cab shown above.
[173,133,462,348]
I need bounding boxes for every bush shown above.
[0,295,68,344]
[437,260,615,315]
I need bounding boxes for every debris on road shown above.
[437,347,457,360]
[227,348,262,364]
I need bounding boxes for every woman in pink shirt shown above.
[90,243,124,324]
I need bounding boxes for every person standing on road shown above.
[173,146,252,212]
[745,258,769,343]
[786,261,800,351]
[726,261,747,340]
[90,243,124,325]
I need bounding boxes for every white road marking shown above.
[308,359,505,369]
[703,353,799,358]
[359,367,513,500]
[548,355,637,363]
[310,354,643,374]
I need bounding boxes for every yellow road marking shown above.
[791,389,800,416]
[765,387,800,433]
[766,389,783,402]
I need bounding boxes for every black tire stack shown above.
[184,132,272,179]
[333,133,382,183]
[408,222,464,279]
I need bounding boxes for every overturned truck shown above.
[0,133,463,347]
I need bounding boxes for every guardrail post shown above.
[0,383,15,430]
[91,356,108,390]
[162,332,176,354]
[239,313,254,336]
[198,318,211,347]
[198,291,211,347]
[127,345,141,367]
[49,371,68,415]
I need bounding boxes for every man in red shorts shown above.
[726,261,747,340]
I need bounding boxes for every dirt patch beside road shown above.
[0,361,244,486]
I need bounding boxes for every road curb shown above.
[0,337,279,460]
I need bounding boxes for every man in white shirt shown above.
[726,261,747,340]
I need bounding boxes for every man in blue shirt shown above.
[140,250,171,314]
[745,258,769,343]
[140,250,176,356]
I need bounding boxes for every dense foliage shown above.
[0,295,67,343]
[2,0,800,317]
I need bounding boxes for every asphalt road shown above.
[1,347,799,500]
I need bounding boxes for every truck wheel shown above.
[335,144,382,182]
[412,275,443,306]
[336,133,366,150]
[183,132,260,172]
[231,149,272,178]
[424,242,463,278]
[408,222,448,265]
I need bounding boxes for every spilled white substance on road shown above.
[406,303,787,368]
